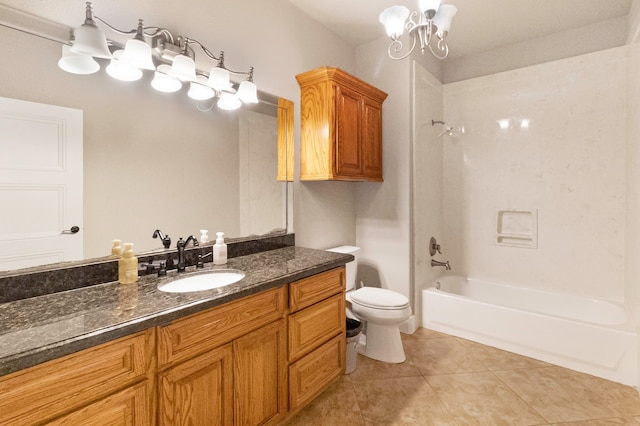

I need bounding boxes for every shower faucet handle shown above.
[429,237,442,256]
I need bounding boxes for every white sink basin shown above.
[158,270,245,293]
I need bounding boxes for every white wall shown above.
[442,47,628,301]
[443,17,628,84]
[411,62,444,324]
[351,37,412,301]
[626,42,640,389]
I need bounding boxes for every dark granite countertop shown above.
[0,246,352,377]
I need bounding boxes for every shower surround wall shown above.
[442,47,627,301]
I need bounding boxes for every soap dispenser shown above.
[213,232,227,265]
[200,229,209,244]
[118,243,138,284]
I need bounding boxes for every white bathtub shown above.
[422,276,638,387]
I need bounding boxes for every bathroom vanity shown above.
[0,245,351,425]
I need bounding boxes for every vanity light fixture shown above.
[379,0,457,60]
[59,2,259,111]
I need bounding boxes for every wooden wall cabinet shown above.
[296,67,388,182]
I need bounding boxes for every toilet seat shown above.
[349,287,410,310]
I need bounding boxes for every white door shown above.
[0,97,83,271]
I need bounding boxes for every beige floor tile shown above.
[284,376,365,426]
[349,353,422,382]
[454,338,552,371]
[550,417,640,425]
[354,376,457,425]
[402,327,450,341]
[495,367,640,423]
[404,337,489,375]
[426,371,547,425]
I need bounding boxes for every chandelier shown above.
[379,0,457,60]
[58,2,258,111]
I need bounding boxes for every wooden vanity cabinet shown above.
[0,329,155,426]
[287,267,346,411]
[0,266,348,425]
[296,67,388,182]
[157,286,287,426]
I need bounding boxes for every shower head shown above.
[432,119,464,138]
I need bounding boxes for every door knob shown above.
[62,226,80,234]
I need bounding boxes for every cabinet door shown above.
[158,344,233,426]
[234,319,287,426]
[335,84,362,178]
[362,96,383,180]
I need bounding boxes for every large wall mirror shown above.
[0,7,293,273]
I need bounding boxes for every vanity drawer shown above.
[0,329,155,426]
[289,267,345,312]
[288,293,345,361]
[157,286,287,368]
[288,333,345,411]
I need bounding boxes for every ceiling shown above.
[287,0,632,58]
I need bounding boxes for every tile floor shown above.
[285,328,640,425]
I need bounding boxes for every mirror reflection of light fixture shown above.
[106,50,143,81]
[379,0,457,60]
[151,64,182,92]
[217,92,242,111]
[188,76,216,100]
[59,2,258,112]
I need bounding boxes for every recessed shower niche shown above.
[495,209,538,248]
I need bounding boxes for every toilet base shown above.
[359,323,406,363]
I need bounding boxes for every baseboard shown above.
[399,314,417,334]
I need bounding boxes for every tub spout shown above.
[431,259,451,271]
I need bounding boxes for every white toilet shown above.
[327,246,411,363]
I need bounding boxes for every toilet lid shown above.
[350,287,410,309]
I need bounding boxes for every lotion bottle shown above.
[111,239,123,258]
[118,243,138,284]
[213,232,227,265]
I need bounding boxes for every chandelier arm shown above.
[386,34,417,61]
[428,38,449,59]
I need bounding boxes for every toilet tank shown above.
[326,246,359,291]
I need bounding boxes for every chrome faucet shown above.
[176,236,199,272]
[431,259,451,271]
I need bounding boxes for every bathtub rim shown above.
[428,275,636,332]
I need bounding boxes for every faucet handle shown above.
[158,261,167,277]
[197,251,213,268]
[430,237,443,256]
